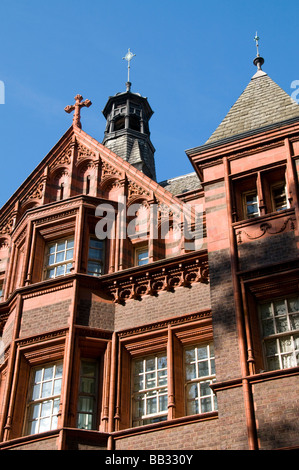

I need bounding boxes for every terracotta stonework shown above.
[1,59,299,450]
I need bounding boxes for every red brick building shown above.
[0,50,299,451]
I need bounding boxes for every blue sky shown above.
[0,0,298,208]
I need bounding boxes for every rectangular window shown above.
[87,237,104,276]
[243,190,260,219]
[77,360,98,430]
[136,247,149,266]
[271,182,288,212]
[184,343,217,415]
[132,353,168,427]
[259,295,299,371]
[25,362,63,435]
[0,282,3,300]
[45,238,74,279]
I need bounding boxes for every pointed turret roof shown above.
[205,69,299,146]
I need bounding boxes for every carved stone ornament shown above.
[77,143,96,161]
[128,180,150,200]
[50,145,72,171]
[106,258,209,304]
[21,179,44,204]
[237,216,296,244]
[101,160,122,178]
[0,217,15,235]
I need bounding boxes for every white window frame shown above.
[259,295,299,371]
[131,353,168,427]
[135,246,149,266]
[242,190,260,220]
[270,182,288,212]
[184,342,217,416]
[44,237,74,280]
[24,362,63,436]
[87,237,105,276]
[77,359,98,430]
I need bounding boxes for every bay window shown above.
[44,238,74,279]
[259,295,299,371]
[25,362,63,435]
[185,343,217,415]
[132,353,168,426]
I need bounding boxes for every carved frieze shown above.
[101,160,122,178]
[105,257,209,304]
[21,178,44,205]
[50,145,72,171]
[128,180,150,200]
[77,143,97,161]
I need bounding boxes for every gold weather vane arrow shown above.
[64,94,92,129]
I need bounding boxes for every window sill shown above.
[233,207,295,229]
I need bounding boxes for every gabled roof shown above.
[205,70,299,146]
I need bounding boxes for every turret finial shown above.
[123,48,136,91]
[253,32,264,70]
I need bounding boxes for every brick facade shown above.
[0,59,299,451]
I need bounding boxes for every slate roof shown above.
[159,172,201,196]
[205,70,299,146]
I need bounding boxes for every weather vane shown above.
[254,32,260,57]
[123,48,136,84]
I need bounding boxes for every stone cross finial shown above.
[123,48,136,91]
[64,94,92,128]
[254,32,260,56]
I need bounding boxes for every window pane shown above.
[56,264,65,277]
[32,384,41,400]
[274,300,286,315]
[262,319,275,336]
[41,400,52,417]
[260,297,299,372]
[26,363,62,436]
[65,249,73,260]
[78,413,93,430]
[78,396,94,413]
[132,354,168,426]
[41,381,52,398]
[275,316,288,333]
[56,241,65,252]
[67,239,74,249]
[288,297,299,313]
[48,254,55,265]
[39,417,51,432]
[56,251,65,263]
[260,302,272,320]
[198,361,209,377]
[77,360,98,431]
[184,343,217,416]
[53,378,62,395]
[201,397,212,413]
[44,366,54,381]
[146,396,157,415]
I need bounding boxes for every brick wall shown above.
[238,231,298,272]
[115,281,211,331]
[76,298,115,330]
[208,248,242,381]
[114,418,220,450]
[19,299,71,338]
[254,375,299,449]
